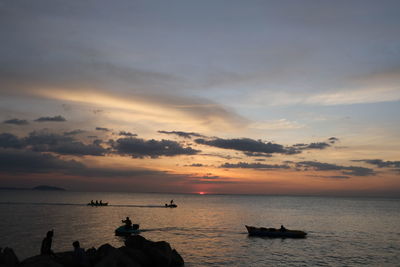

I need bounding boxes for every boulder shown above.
[171,249,184,267]
[53,251,75,267]
[20,255,62,267]
[94,243,116,263]
[143,241,172,267]
[1,248,19,267]
[124,235,149,250]
[118,246,151,267]
[95,249,141,267]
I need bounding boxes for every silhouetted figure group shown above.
[280,225,287,232]
[90,200,103,205]
[41,230,89,266]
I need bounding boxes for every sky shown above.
[0,0,399,196]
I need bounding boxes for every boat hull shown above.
[87,203,108,206]
[115,224,140,236]
[245,225,307,238]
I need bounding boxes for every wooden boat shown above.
[87,202,108,206]
[245,225,307,238]
[115,224,140,236]
[165,203,177,208]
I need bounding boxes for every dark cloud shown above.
[96,127,110,132]
[220,162,290,170]
[297,161,375,176]
[34,115,66,122]
[112,137,200,158]
[188,163,204,167]
[0,148,167,178]
[353,159,400,168]
[64,129,86,136]
[0,148,84,173]
[25,131,106,156]
[158,130,205,139]
[201,175,220,179]
[119,131,137,137]
[195,138,298,155]
[243,152,273,157]
[0,133,24,148]
[328,137,339,144]
[3,118,29,125]
[292,142,330,150]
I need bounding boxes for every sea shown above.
[0,190,399,266]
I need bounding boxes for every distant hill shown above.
[32,185,66,191]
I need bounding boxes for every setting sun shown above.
[199,192,205,195]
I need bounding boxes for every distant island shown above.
[0,185,66,191]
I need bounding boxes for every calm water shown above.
[0,191,399,266]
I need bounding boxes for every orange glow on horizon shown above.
[199,192,205,195]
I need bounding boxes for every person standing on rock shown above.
[40,230,54,255]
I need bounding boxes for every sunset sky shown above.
[1,0,399,196]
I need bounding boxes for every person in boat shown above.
[280,225,287,232]
[95,200,99,205]
[170,199,174,205]
[90,200,94,205]
[99,200,103,205]
[41,230,55,255]
[122,216,132,229]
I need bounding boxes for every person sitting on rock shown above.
[73,241,89,267]
[122,217,132,229]
[40,230,54,255]
[280,225,287,232]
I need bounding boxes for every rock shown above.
[86,247,97,266]
[2,248,19,267]
[95,249,141,267]
[20,255,62,267]
[54,251,75,267]
[143,241,172,267]
[118,246,151,267]
[95,243,116,263]
[124,235,149,250]
[171,249,184,267]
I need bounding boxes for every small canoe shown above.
[87,202,108,206]
[165,204,177,208]
[245,225,307,238]
[115,224,140,236]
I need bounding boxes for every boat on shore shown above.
[87,202,108,206]
[115,224,140,236]
[245,225,307,238]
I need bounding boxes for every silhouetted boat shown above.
[245,225,307,238]
[87,202,108,206]
[115,224,140,236]
[165,203,177,208]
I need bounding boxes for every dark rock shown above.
[171,249,184,267]
[143,241,172,267]
[86,247,97,266]
[54,251,75,267]
[20,255,62,267]
[95,249,141,267]
[124,235,149,250]
[95,243,115,263]
[118,246,151,267]
[2,248,19,267]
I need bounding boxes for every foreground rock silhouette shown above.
[0,235,184,267]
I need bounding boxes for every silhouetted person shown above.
[99,200,103,205]
[90,200,94,205]
[95,200,99,205]
[280,225,286,232]
[122,217,132,229]
[73,241,89,267]
[170,199,174,205]
[41,230,54,255]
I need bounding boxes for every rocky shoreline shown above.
[0,235,184,267]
